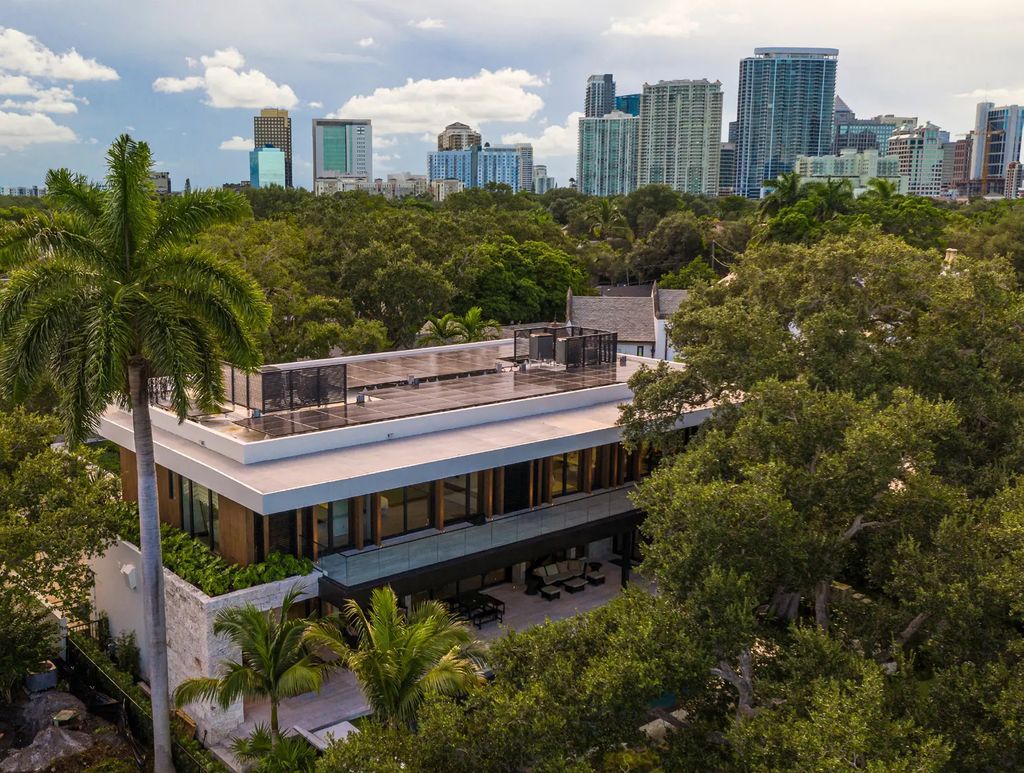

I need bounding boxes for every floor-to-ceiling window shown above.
[179,476,220,552]
[550,451,583,498]
[381,484,436,539]
[442,473,483,524]
[315,499,353,553]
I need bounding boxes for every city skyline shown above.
[2,1,1023,189]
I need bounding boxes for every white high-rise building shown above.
[437,122,482,151]
[515,143,534,193]
[637,79,723,196]
[577,110,639,196]
[968,102,1024,195]
[312,119,372,191]
[794,149,903,195]
[886,123,945,197]
[533,165,556,194]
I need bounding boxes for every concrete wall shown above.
[90,540,319,744]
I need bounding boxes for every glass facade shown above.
[249,145,287,189]
[735,48,838,198]
[179,475,219,552]
[577,111,639,196]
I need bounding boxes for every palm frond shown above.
[173,677,222,708]
[101,135,158,268]
[147,189,251,254]
[44,168,104,224]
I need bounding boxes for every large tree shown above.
[0,136,269,771]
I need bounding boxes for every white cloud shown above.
[605,4,700,38]
[409,18,445,30]
[200,47,246,69]
[502,111,582,157]
[153,48,298,109]
[219,135,253,151]
[0,27,118,81]
[88,137,98,144]
[0,81,84,114]
[308,100,323,109]
[358,37,375,48]
[956,86,1024,103]
[153,75,204,93]
[330,68,544,135]
[0,110,76,149]
[376,135,398,148]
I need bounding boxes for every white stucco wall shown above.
[90,540,319,744]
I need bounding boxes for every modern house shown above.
[566,285,688,360]
[91,328,709,743]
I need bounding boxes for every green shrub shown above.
[111,630,140,680]
[116,506,312,596]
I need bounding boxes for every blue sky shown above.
[2,0,1022,191]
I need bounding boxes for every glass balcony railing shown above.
[316,486,636,587]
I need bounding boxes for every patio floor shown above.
[210,560,650,770]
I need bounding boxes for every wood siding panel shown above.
[155,465,181,528]
[119,447,138,503]
[218,497,254,565]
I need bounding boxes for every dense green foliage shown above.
[115,504,312,596]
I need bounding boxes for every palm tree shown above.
[307,586,484,729]
[585,198,629,240]
[174,587,330,749]
[758,171,804,217]
[419,312,464,346]
[455,306,501,342]
[862,177,900,202]
[808,178,855,221]
[0,135,270,771]
[229,725,317,772]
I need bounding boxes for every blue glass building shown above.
[614,93,641,117]
[427,146,519,190]
[735,47,838,198]
[249,145,286,189]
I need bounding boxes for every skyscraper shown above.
[735,47,838,198]
[719,143,736,196]
[577,110,639,196]
[515,143,534,193]
[533,165,556,194]
[969,102,1024,195]
[584,74,616,118]
[614,93,641,117]
[253,108,293,188]
[637,79,723,196]
[249,145,286,189]
[427,145,518,190]
[886,123,945,197]
[437,122,481,151]
[832,102,916,156]
[312,118,372,188]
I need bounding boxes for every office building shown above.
[150,171,171,195]
[585,74,616,118]
[91,334,709,744]
[951,136,974,195]
[637,79,723,196]
[615,93,641,117]
[533,165,556,194]
[249,145,287,189]
[437,122,482,151]
[515,143,534,193]
[719,142,736,196]
[428,145,519,190]
[793,148,902,195]
[969,102,1024,195]
[735,47,839,198]
[886,123,945,197]
[312,119,372,190]
[577,110,640,196]
[253,108,293,188]
[833,108,916,156]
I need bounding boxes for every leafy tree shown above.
[620,185,684,238]
[628,211,706,282]
[174,586,329,750]
[419,312,464,346]
[657,256,716,289]
[307,586,483,730]
[0,135,269,770]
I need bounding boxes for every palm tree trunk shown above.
[270,698,280,743]
[128,359,174,773]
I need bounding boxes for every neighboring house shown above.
[566,284,688,360]
[92,330,711,744]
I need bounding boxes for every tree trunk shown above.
[711,648,756,721]
[814,579,831,633]
[128,360,174,773]
[768,588,801,621]
[270,697,279,743]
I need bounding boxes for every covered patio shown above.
[210,563,652,770]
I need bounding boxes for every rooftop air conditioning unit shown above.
[529,332,554,361]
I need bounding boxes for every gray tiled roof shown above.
[569,295,655,343]
[656,289,689,319]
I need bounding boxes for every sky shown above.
[2,0,1023,191]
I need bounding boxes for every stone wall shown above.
[90,540,319,745]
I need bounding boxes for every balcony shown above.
[316,486,637,589]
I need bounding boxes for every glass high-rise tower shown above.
[577,110,639,196]
[584,74,616,118]
[312,118,372,189]
[734,47,838,198]
[253,109,293,188]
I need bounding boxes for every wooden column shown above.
[631,448,642,481]
[372,493,382,546]
[582,448,594,494]
[542,457,554,504]
[494,467,505,515]
[434,481,445,531]
[527,460,535,508]
[353,497,364,550]
[483,469,494,519]
[599,444,612,490]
